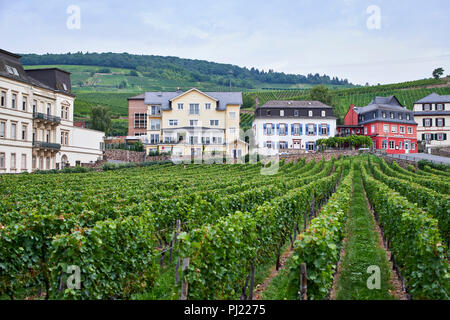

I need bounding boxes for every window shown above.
[406,114,410,120]
[294,110,299,117]
[279,141,288,149]
[424,119,432,127]
[11,153,16,169]
[293,124,300,135]
[412,143,415,150]
[404,141,410,150]
[46,157,50,170]
[371,125,375,134]
[61,132,69,145]
[399,141,403,149]
[321,110,326,117]
[265,141,272,149]
[389,141,395,149]
[210,120,219,126]
[279,124,286,135]
[423,104,431,111]
[151,106,161,115]
[264,124,273,135]
[150,119,161,130]
[391,125,397,133]
[190,119,199,126]
[177,103,184,110]
[400,126,405,134]
[189,104,200,115]
[382,140,388,149]
[32,100,37,114]
[212,137,222,144]
[280,110,284,117]
[190,136,199,145]
[382,112,386,118]
[61,106,64,118]
[12,94,17,109]
[307,124,314,135]
[266,110,271,116]
[45,130,50,143]
[150,134,160,144]
[308,110,313,117]
[65,106,69,119]
[47,103,51,115]
[0,91,5,107]
[0,153,5,168]
[308,143,315,151]
[436,104,444,111]
[407,126,412,134]
[169,119,178,126]
[390,113,394,119]
[436,118,445,127]
[11,123,16,140]
[21,154,26,170]
[62,83,68,91]
[22,96,27,111]
[399,114,403,120]
[21,125,27,140]
[437,133,445,141]
[364,127,368,135]
[320,124,328,135]
[32,156,36,170]
[134,113,147,129]
[0,121,5,138]
[229,112,236,119]
[205,103,211,110]
[383,124,389,133]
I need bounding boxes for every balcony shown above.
[33,112,61,125]
[32,140,61,151]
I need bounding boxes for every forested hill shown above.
[19,52,351,89]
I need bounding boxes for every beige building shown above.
[413,93,450,149]
[0,49,104,174]
[130,88,247,159]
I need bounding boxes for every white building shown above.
[252,100,337,154]
[413,93,450,149]
[0,49,104,174]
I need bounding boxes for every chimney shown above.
[255,97,259,107]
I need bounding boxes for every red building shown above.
[343,96,418,154]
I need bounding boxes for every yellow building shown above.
[142,88,247,159]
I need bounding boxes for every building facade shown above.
[252,100,337,153]
[413,93,450,148]
[337,104,364,136]
[128,88,247,159]
[344,96,418,154]
[0,49,105,174]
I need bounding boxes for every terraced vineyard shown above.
[0,156,448,300]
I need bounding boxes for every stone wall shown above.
[280,150,360,163]
[104,149,170,163]
[431,147,450,158]
[379,155,417,169]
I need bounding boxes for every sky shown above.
[0,0,449,85]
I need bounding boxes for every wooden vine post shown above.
[180,258,190,300]
[299,263,307,300]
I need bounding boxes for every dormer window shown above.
[399,114,403,120]
[280,110,284,117]
[406,114,410,120]
[321,110,326,117]
[436,104,444,111]
[423,104,431,111]
[382,112,386,118]
[62,83,68,91]
[308,110,313,117]
[5,65,18,76]
[294,110,299,117]
[266,110,271,116]
[390,113,394,119]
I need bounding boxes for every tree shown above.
[309,85,333,106]
[433,68,444,79]
[242,95,254,109]
[90,105,112,135]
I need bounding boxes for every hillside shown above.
[21,52,352,90]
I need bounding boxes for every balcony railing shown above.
[33,112,61,124]
[32,140,61,151]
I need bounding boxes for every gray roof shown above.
[258,100,332,109]
[128,93,145,100]
[0,49,74,96]
[354,95,416,125]
[413,111,450,116]
[144,89,242,110]
[414,93,450,104]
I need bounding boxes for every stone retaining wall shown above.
[280,150,360,163]
[104,149,170,163]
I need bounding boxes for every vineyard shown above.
[0,156,448,300]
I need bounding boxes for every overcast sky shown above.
[1,0,449,85]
